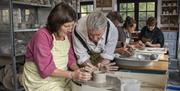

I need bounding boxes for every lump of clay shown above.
[120,47,135,57]
[150,54,158,60]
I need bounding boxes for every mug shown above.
[121,79,141,91]
[93,71,106,83]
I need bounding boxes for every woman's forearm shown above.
[69,63,79,71]
[51,68,72,79]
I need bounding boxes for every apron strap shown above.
[105,21,110,45]
[74,28,91,54]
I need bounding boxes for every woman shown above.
[22,2,91,91]
[114,16,144,56]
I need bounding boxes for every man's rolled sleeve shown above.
[100,53,114,60]
[101,22,118,61]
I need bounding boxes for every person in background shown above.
[72,11,119,73]
[112,16,144,56]
[106,11,123,27]
[106,11,124,49]
[139,17,164,48]
[22,2,91,91]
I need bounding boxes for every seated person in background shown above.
[106,12,124,50]
[139,17,164,48]
[107,16,144,57]
[106,11,124,27]
[22,2,91,91]
[73,11,119,72]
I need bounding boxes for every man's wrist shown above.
[100,59,110,64]
[81,59,91,67]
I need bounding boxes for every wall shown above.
[157,0,162,28]
[38,8,51,26]
[178,0,180,60]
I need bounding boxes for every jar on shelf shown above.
[162,3,166,7]
[173,10,176,15]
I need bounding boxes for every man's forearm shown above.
[80,59,92,67]
[100,58,111,64]
[151,44,161,48]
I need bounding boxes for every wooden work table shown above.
[119,55,169,72]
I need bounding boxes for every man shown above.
[72,11,118,72]
[139,17,164,48]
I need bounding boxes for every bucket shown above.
[121,79,141,91]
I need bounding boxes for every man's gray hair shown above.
[86,11,107,31]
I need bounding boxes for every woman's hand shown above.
[82,63,98,73]
[71,69,92,81]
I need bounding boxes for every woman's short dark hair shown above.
[47,2,76,33]
[123,16,136,29]
[106,11,123,23]
[147,17,156,26]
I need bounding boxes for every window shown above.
[2,9,9,24]
[117,0,157,30]
[139,2,155,30]
[119,3,135,20]
[80,1,94,17]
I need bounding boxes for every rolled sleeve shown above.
[31,30,56,78]
[100,53,114,60]
[67,46,76,67]
[78,54,90,64]
[101,22,118,60]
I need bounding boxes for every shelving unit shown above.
[12,1,51,8]
[0,0,52,90]
[14,28,38,32]
[160,0,178,31]
[160,0,179,59]
[0,0,80,90]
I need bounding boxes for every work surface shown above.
[118,55,169,72]
[72,71,167,91]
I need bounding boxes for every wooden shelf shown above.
[162,6,177,8]
[160,24,178,28]
[161,30,178,32]
[12,1,51,8]
[14,28,38,32]
[161,14,178,16]
[162,0,177,1]
[15,53,25,56]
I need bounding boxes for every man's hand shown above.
[98,60,119,72]
[116,48,131,56]
[81,63,98,73]
[145,41,153,47]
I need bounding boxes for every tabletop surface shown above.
[118,55,169,72]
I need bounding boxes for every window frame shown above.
[117,0,157,31]
[79,1,94,18]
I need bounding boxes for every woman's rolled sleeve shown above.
[32,30,56,78]
[67,47,76,68]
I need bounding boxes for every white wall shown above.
[177,0,180,60]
